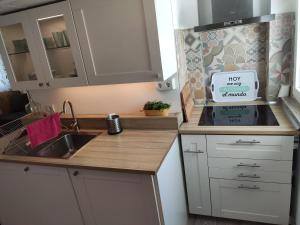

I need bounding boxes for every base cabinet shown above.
[0,163,84,225]
[210,179,291,225]
[69,137,187,225]
[181,134,294,225]
[181,135,211,215]
[69,169,160,225]
[0,137,187,225]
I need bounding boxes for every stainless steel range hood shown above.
[194,0,274,32]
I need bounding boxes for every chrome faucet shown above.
[62,100,79,132]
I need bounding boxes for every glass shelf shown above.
[8,51,29,56]
[8,46,71,56]
[46,45,70,50]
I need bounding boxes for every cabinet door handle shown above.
[238,184,260,190]
[73,171,79,176]
[235,139,261,145]
[46,82,50,87]
[38,83,44,87]
[24,167,30,172]
[238,173,261,179]
[184,150,205,154]
[237,163,261,168]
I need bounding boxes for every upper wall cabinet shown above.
[0,12,45,90]
[69,0,177,85]
[0,1,87,90]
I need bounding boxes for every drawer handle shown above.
[235,140,261,145]
[238,173,261,179]
[238,184,260,190]
[237,163,261,168]
[184,150,205,154]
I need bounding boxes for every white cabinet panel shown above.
[0,12,46,90]
[30,1,87,88]
[156,138,188,225]
[208,158,292,183]
[0,2,88,90]
[207,135,294,160]
[210,179,291,225]
[0,162,84,225]
[181,135,211,215]
[69,0,177,85]
[69,168,160,225]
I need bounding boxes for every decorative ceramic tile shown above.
[223,44,246,64]
[186,49,203,71]
[201,30,225,51]
[267,12,295,100]
[175,30,189,90]
[177,13,294,102]
[184,29,202,51]
[183,29,204,72]
[188,70,206,100]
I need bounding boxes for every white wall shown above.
[171,0,198,29]
[30,81,181,114]
[271,0,297,14]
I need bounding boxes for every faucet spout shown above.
[62,100,79,132]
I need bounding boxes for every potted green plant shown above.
[143,101,171,116]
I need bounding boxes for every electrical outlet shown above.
[157,77,177,91]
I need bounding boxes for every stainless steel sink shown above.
[3,132,97,159]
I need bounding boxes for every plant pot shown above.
[144,109,169,116]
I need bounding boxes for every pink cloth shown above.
[26,113,62,148]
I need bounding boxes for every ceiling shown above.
[0,0,60,14]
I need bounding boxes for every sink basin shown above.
[3,132,97,159]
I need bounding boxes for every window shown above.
[293,0,300,102]
[0,54,10,92]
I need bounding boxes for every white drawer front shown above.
[209,168,291,184]
[208,158,292,183]
[211,179,291,225]
[207,135,294,160]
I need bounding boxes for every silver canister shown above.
[106,113,123,135]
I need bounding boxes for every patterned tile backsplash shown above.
[177,13,295,102]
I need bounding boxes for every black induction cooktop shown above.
[198,105,279,126]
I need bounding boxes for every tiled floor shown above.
[188,215,268,225]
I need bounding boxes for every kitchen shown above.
[0,0,299,225]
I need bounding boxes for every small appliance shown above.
[106,113,123,135]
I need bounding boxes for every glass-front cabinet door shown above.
[0,13,46,90]
[30,1,87,88]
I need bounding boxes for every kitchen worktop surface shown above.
[0,130,177,175]
[179,101,299,135]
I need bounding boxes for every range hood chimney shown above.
[194,0,274,32]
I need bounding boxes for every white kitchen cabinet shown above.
[0,12,46,90]
[69,137,187,225]
[181,135,211,215]
[208,157,293,183]
[0,162,84,225]
[0,1,87,90]
[181,134,294,225]
[69,169,160,225]
[210,179,291,225]
[69,0,177,85]
[206,135,294,160]
[29,1,87,88]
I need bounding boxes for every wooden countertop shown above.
[179,102,299,135]
[0,130,178,175]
